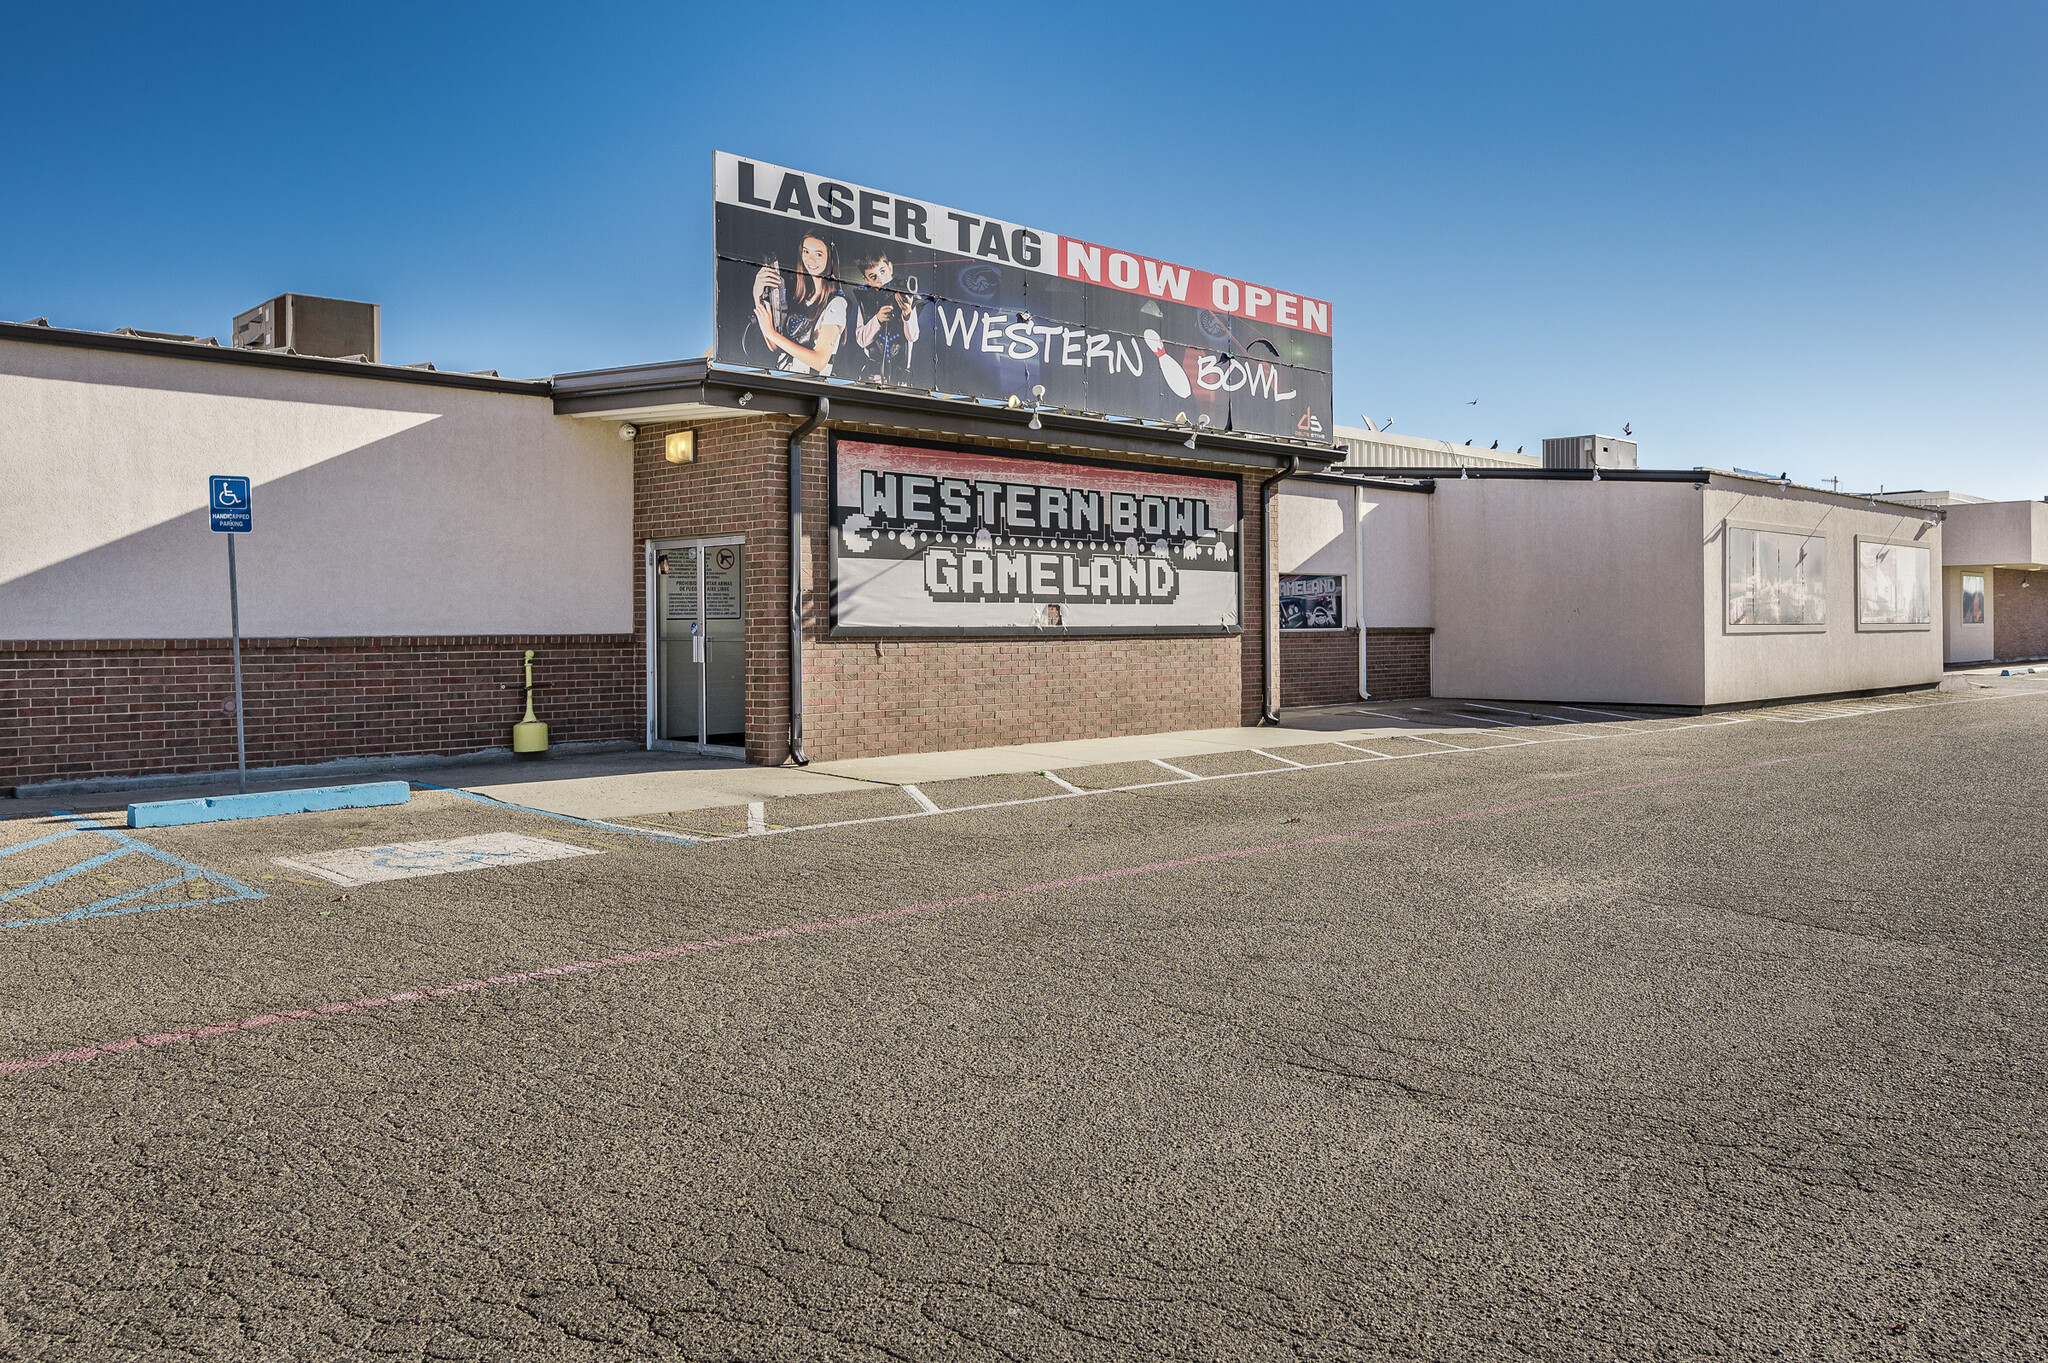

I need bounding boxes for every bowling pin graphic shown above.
[1143,329,1194,399]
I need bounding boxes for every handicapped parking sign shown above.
[209,475,251,533]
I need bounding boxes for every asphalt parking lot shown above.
[4,680,2047,1361]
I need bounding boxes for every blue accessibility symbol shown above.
[209,475,252,533]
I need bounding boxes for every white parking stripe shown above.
[746,802,768,836]
[1556,704,1651,721]
[1251,748,1307,768]
[591,686,2044,846]
[1464,702,1585,724]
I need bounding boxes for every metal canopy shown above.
[551,360,1348,473]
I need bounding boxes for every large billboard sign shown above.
[830,435,1241,636]
[715,152,1333,443]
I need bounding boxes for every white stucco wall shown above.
[0,339,631,638]
[1275,481,1431,629]
[1429,480,1707,705]
[1698,483,1943,705]
[1428,477,1943,707]
[1943,499,2048,570]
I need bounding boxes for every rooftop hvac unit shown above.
[231,294,380,362]
[1542,434,1637,470]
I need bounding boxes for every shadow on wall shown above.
[2,417,624,640]
[0,391,639,784]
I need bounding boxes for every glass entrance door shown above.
[701,543,744,747]
[651,538,745,753]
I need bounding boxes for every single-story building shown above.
[1922,496,2046,666]
[0,317,1342,789]
[1275,468,1945,709]
[0,312,1956,793]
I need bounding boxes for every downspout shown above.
[787,396,829,765]
[1354,482,1370,700]
[1261,455,1301,724]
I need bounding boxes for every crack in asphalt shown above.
[6,692,2048,1360]
[9,708,2043,1084]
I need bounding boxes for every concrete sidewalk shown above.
[4,701,1514,824]
[3,748,861,822]
[466,700,1549,819]
[807,702,1485,784]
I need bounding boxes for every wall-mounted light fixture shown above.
[665,430,695,464]
[618,423,637,441]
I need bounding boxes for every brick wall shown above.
[1993,568,2048,661]
[633,416,1271,765]
[1280,629,1360,707]
[630,416,798,765]
[0,635,637,790]
[1275,626,1432,707]
[1366,627,1432,700]
[9,416,1286,785]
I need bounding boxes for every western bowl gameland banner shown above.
[715,152,1333,442]
[829,435,1241,636]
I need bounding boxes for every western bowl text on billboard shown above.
[829,435,1241,636]
[715,152,1333,442]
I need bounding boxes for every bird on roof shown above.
[1516,446,1523,454]
[1490,440,1499,449]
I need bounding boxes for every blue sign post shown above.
[209,476,252,792]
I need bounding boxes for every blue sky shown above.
[8,2,2044,497]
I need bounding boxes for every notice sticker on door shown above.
[705,549,742,620]
[666,571,699,621]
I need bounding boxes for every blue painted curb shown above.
[128,781,411,829]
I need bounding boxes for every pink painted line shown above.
[4,711,2036,1080]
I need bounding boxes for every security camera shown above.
[618,423,638,441]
